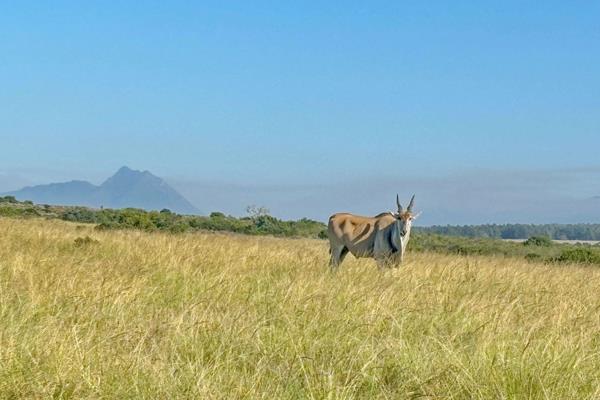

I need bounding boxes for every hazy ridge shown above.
[4,166,200,215]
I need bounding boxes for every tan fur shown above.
[399,211,413,220]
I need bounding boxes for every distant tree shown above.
[0,196,18,203]
[416,223,600,241]
[246,205,270,219]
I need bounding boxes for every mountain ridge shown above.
[4,166,200,215]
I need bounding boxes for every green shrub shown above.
[0,206,40,217]
[168,223,188,234]
[553,248,600,265]
[0,206,21,217]
[523,236,553,247]
[0,196,18,203]
[83,208,325,238]
[61,208,100,223]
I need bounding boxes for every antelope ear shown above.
[412,211,422,220]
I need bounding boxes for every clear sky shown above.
[1,2,599,223]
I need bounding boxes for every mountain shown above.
[4,167,200,215]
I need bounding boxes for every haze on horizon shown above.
[1,2,599,225]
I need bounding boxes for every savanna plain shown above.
[1,218,600,399]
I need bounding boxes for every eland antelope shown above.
[327,195,420,268]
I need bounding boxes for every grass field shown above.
[1,218,600,399]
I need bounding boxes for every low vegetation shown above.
[416,223,600,240]
[2,196,600,266]
[552,247,600,264]
[522,235,554,247]
[0,197,327,239]
[409,232,600,266]
[1,218,600,398]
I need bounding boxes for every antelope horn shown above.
[396,194,403,213]
[407,194,415,212]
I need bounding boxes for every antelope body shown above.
[327,195,419,268]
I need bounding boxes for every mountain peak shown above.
[112,166,149,178]
[5,167,200,215]
[102,166,158,187]
[116,165,135,174]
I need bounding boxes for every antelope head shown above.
[395,194,420,236]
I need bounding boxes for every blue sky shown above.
[1,2,599,223]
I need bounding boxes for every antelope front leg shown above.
[394,254,404,268]
[375,256,394,270]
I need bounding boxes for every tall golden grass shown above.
[1,217,599,399]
